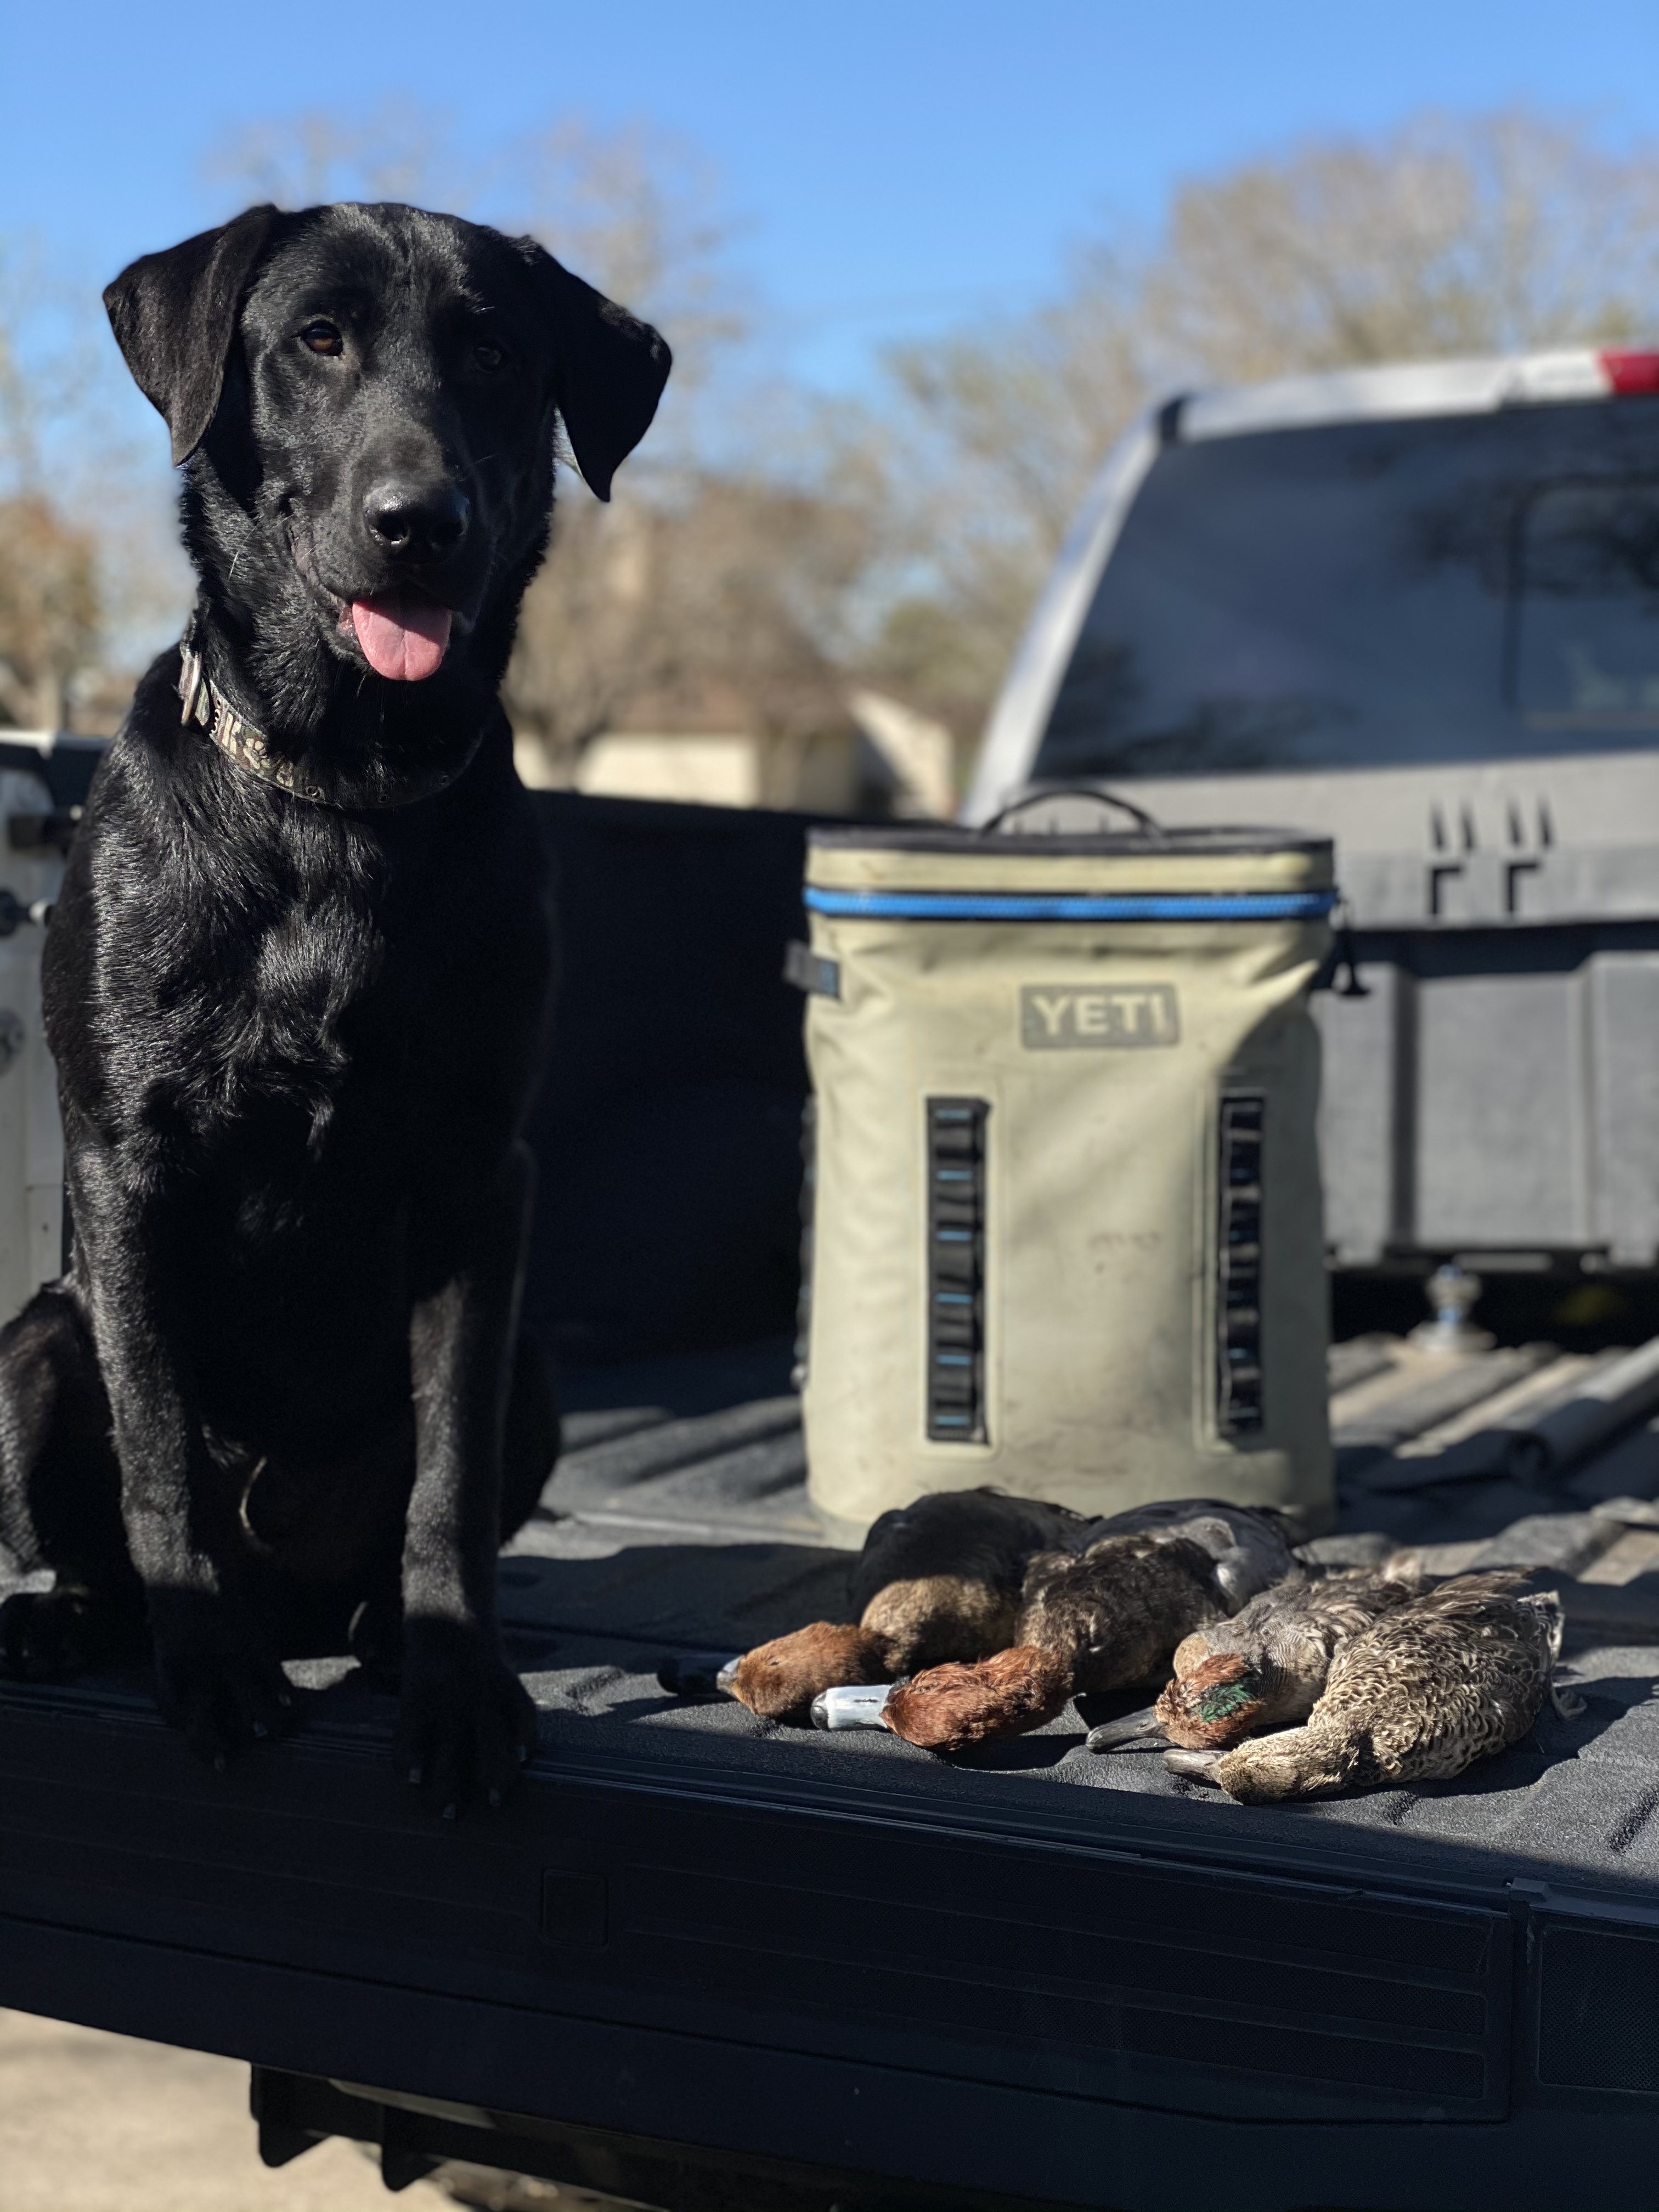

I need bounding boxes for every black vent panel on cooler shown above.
[926,1097,988,1443]
[1537,1923,1659,2095]
[1218,1092,1265,1436]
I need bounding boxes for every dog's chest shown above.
[155,836,499,1153]
[53,743,555,1212]
[191,879,396,1105]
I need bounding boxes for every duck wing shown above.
[1019,1532,1228,1694]
[1092,1498,1299,1545]
[1171,1511,1300,1611]
[1078,1500,1299,1611]
[1313,1572,1560,1787]
[1233,1570,1418,1717]
[1299,1564,1425,1643]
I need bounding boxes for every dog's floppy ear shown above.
[525,244,672,501]
[104,205,287,466]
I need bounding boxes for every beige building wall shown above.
[511,696,962,818]
[575,732,761,808]
[514,727,873,814]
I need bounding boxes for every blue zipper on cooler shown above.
[804,888,1337,922]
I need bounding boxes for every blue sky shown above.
[6,0,1659,395]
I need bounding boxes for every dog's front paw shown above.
[148,1589,294,1766]
[393,1617,538,1816]
[0,1585,145,1681]
[347,1590,405,1689]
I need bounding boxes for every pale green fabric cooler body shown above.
[800,824,1338,1543]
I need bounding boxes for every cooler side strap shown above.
[926,1098,989,1444]
[1218,1093,1266,1436]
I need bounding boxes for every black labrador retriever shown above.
[0,202,669,1808]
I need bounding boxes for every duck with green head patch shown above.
[1164,1571,1579,1802]
[1086,1556,1426,1754]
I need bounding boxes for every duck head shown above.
[1166,1729,1356,1803]
[723,1622,888,1723]
[881,1644,1073,1753]
[1154,1651,1271,1750]
[1170,1626,1222,1676]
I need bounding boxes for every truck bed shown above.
[5,1330,1659,2212]
[5,792,1659,2211]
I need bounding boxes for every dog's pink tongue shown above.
[351,592,452,681]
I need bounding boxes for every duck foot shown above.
[1550,1679,1588,1720]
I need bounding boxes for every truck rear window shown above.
[1035,397,1659,778]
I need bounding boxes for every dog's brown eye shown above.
[300,320,344,357]
[473,341,506,372]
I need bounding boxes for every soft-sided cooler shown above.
[797,814,1337,1542]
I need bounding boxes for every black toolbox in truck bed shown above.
[4,794,1659,2211]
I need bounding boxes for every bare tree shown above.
[201,100,464,213]
[505,117,748,399]
[0,494,99,729]
[876,108,1659,738]
[501,492,661,765]
[505,457,881,781]
[0,241,157,729]
[1143,109,1659,380]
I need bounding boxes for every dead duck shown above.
[1086,1556,1426,1753]
[881,1503,1298,1754]
[1164,1571,1574,1802]
[720,1487,1093,1723]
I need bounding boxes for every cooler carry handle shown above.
[981,786,1167,839]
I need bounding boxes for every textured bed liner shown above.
[5,1324,1658,1901]
[470,1332,1659,1896]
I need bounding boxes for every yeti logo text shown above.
[1019,983,1181,1049]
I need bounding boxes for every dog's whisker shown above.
[224,511,274,589]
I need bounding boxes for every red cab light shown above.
[1600,349,1659,396]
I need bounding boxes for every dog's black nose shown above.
[363,481,470,563]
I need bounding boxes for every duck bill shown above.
[1164,1747,1226,1785]
[657,1651,744,1699]
[1085,1705,1165,1752]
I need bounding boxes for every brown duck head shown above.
[1154,1651,1271,1750]
[1212,1730,1357,1802]
[724,1622,888,1723]
[1166,1730,1357,1802]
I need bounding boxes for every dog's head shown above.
[105,202,670,725]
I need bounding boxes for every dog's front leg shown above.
[398,1141,539,1813]
[69,1148,291,1762]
